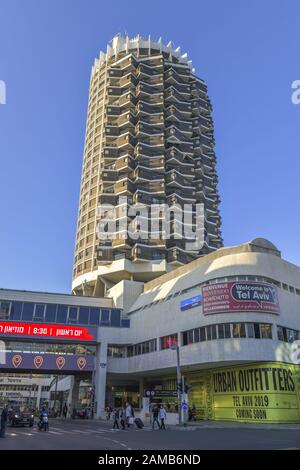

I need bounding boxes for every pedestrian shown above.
[159,405,167,430]
[125,402,134,428]
[112,408,120,429]
[120,407,126,430]
[1,405,8,438]
[106,405,112,420]
[63,403,68,419]
[152,404,160,430]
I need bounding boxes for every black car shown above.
[9,408,34,427]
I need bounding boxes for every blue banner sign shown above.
[180,295,202,311]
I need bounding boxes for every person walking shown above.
[152,404,160,430]
[125,402,134,428]
[62,403,68,419]
[159,405,167,430]
[120,407,126,430]
[112,408,120,429]
[0,405,8,438]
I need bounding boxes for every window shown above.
[277,326,285,342]
[182,330,193,346]
[68,307,78,324]
[218,324,225,339]
[89,308,100,325]
[10,302,22,320]
[224,324,231,338]
[33,304,45,321]
[246,323,255,338]
[22,303,34,321]
[206,326,212,341]
[56,305,67,324]
[100,309,110,325]
[0,302,10,320]
[240,323,246,338]
[200,327,206,341]
[160,334,178,350]
[287,328,298,343]
[254,323,261,339]
[194,328,200,343]
[78,307,89,325]
[110,309,121,327]
[45,304,57,323]
[260,324,272,339]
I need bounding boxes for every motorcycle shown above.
[38,414,49,431]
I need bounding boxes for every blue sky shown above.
[0,0,299,293]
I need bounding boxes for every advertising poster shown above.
[202,281,280,315]
[187,362,300,422]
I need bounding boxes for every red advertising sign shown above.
[0,322,95,341]
[202,281,280,315]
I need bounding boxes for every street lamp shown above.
[170,343,182,425]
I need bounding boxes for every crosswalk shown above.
[6,424,152,438]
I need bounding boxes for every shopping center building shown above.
[1,238,300,423]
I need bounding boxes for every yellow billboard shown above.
[187,362,300,422]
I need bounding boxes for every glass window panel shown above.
[78,307,89,325]
[10,302,23,320]
[194,328,200,343]
[246,323,255,338]
[224,324,231,338]
[56,305,68,324]
[101,309,110,325]
[254,323,261,339]
[0,302,10,320]
[287,328,296,343]
[22,303,34,321]
[89,307,100,325]
[182,332,188,346]
[277,326,284,342]
[45,304,57,323]
[200,327,206,341]
[187,330,194,345]
[232,323,240,338]
[240,323,246,338]
[218,324,225,339]
[206,326,212,341]
[68,307,78,324]
[211,324,217,340]
[110,309,121,327]
[33,304,45,321]
[260,324,272,339]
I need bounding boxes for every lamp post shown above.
[170,343,182,425]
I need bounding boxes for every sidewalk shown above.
[168,420,300,431]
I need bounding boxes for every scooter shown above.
[38,415,49,431]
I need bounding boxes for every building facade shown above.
[1,239,300,423]
[72,35,222,297]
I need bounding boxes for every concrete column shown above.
[67,376,80,414]
[138,378,144,409]
[36,384,42,410]
[95,342,108,419]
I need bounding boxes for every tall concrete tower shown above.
[72,35,222,296]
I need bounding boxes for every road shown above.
[0,418,299,450]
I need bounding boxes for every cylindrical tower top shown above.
[92,34,194,76]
